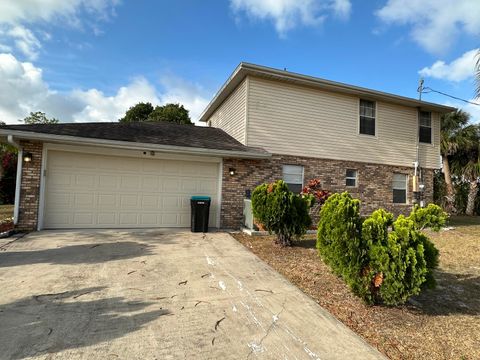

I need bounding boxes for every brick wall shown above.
[16,140,43,231]
[221,154,434,229]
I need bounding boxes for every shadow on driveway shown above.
[0,287,170,360]
[0,241,153,267]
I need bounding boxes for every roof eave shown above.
[0,129,271,160]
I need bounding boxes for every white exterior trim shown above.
[37,145,48,230]
[217,159,223,228]
[7,135,22,225]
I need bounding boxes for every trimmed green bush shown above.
[317,194,444,305]
[252,180,312,246]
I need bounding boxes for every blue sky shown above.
[0,0,479,124]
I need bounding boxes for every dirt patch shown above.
[232,223,480,360]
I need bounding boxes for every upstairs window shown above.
[393,173,407,204]
[419,111,432,144]
[282,165,304,193]
[359,100,376,136]
[346,169,357,187]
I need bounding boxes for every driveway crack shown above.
[246,297,287,359]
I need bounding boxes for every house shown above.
[0,63,454,231]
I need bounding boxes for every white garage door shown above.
[43,150,219,229]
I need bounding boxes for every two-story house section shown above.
[200,63,455,229]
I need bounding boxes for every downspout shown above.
[7,135,22,225]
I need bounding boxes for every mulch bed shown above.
[232,232,480,360]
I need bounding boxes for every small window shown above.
[346,169,357,187]
[419,111,432,144]
[282,165,303,193]
[393,173,407,204]
[359,100,376,136]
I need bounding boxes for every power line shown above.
[421,86,480,106]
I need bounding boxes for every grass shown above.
[0,204,13,221]
[232,217,480,360]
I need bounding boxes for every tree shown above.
[450,125,480,216]
[119,102,193,124]
[440,110,471,213]
[148,103,192,125]
[476,50,480,99]
[119,102,154,122]
[21,111,59,124]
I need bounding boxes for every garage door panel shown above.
[97,213,117,225]
[98,194,117,208]
[119,213,139,226]
[74,193,95,207]
[120,176,140,190]
[141,176,159,190]
[44,150,219,229]
[73,213,95,225]
[163,178,181,192]
[49,172,72,187]
[46,192,72,208]
[98,175,118,188]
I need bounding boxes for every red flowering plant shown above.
[300,179,331,207]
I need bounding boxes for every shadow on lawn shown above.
[0,287,170,360]
[412,270,480,316]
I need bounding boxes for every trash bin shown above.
[190,196,211,232]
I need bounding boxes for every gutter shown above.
[7,135,21,225]
[0,129,271,160]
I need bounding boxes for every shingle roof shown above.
[0,121,267,155]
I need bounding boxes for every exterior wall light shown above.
[229,168,236,176]
[23,152,33,163]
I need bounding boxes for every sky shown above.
[0,0,479,124]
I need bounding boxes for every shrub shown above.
[317,194,442,305]
[252,180,311,246]
[316,192,363,280]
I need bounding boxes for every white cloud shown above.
[230,0,351,36]
[71,78,161,122]
[0,0,118,25]
[419,48,479,82]
[377,0,480,54]
[0,0,119,60]
[7,25,41,60]
[0,53,210,124]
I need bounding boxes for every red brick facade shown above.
[16,140,43,231]
[221,154,434,229]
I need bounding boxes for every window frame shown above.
[392,173,408,204]
[359,99,377,137]
[345,169,358,187]
[282,165,304,193]
[418,110,432,144]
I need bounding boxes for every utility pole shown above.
[417,78,424,101]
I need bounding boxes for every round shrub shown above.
[251,180,311,246]
[317,193,442,306]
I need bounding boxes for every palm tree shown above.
[476,50,480,99]
[440,110,471,213]
[450,124,480,216]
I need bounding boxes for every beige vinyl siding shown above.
[246,77,441,169]
[207,78,247,144]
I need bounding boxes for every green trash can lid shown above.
[191,196,211,201]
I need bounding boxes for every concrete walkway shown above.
[0,230,385,359]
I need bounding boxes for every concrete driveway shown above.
[0,230,384,360]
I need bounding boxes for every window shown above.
[282,165,304,193]
[359,99,376,136]
[393,173,407,204]
[346,169,357,187]
[419,111,432,144]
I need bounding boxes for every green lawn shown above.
[0,205,13,221]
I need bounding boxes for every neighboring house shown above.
[0,63,454,231]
